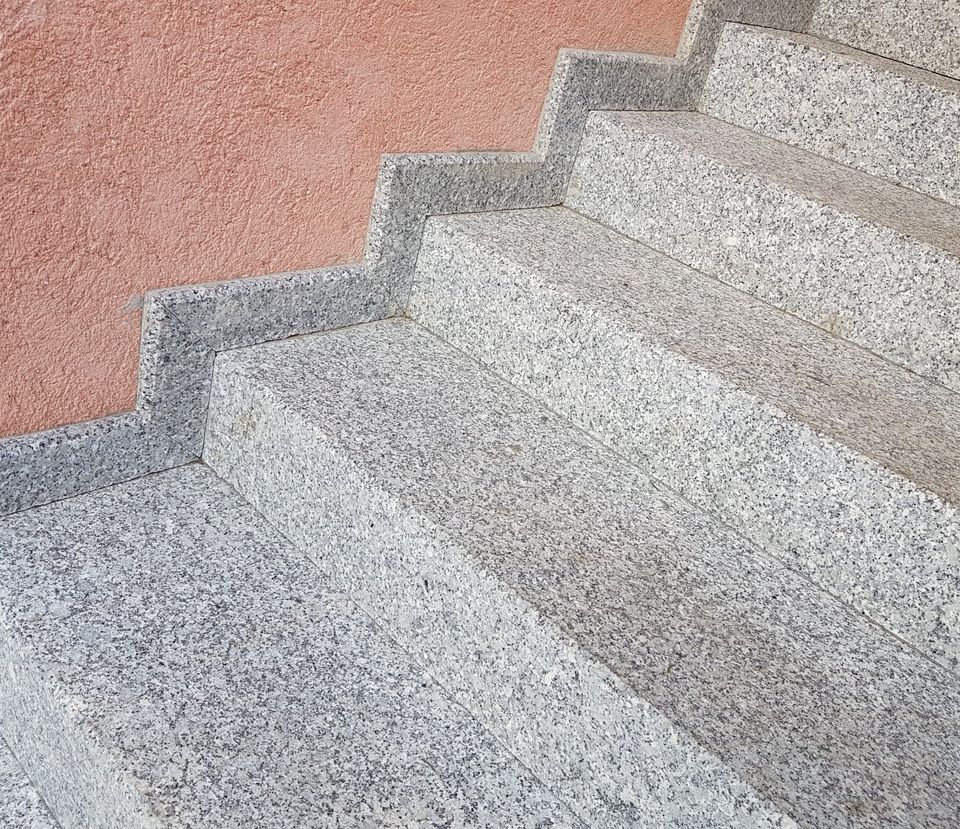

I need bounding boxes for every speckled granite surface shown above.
[810,0,960,80]
[0,737,56,829]
[0,464,580,828]
[408,208,960,673]
[702,23,960,206]
[205,319,960,829]
[565,110,960,392]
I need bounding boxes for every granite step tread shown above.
[0,737,58,829]
[700,23,960,206]
[0,464,581,829]
[809,0,960,80]
[205,318,960,829]
[407,207,960,673]
[564,109,960,392]
[809,0,960,81]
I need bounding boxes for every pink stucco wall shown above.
[1,0,690,438]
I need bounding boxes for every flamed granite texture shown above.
[810,0,960,80]
[0,0,820,516]
[204,320,960,829]
[565,110,960,392]
[0,737,57,829]
[0,463,581,829]
[408,208,960,674]
[701,23,960,206]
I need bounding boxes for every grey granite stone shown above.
[204,319,960,829]
[0,737,57,829]
[0,463,582,829]
[407,208,960,673]
[810,0,960,80]
[565,110,960,391]
[0,413,193,518]
[137,294,217,456]
[151,264,394,352]
[0,0,818,514]
[701,23,960,206]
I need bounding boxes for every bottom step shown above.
[205,318,960,829]
[0,464,578,828]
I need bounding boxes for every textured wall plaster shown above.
[0,0,689,437]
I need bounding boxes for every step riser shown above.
[565,113,960,392]
[0,625,150,829]
[0,738,57,829]
[204,352,792,829]
[408,217,960,673]
[701,24,960,206]
[810,0,960,81]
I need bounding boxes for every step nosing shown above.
[425,209,960,507]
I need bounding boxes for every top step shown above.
[701,23,960,206]
[810,0,960,80]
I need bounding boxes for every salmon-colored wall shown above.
[1,0,690,438]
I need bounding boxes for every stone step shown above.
[809,0,960,80]
[700,23,960,206]
[0,464,580,829]
[204,318,960,829]
[406,207,960,673]
[0,736,56,829]
[565,110,960,392]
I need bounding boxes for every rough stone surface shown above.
[0,412,193,518]
[810,0,960,80]
[0,463,581,829]
[565,110,960,391]
[205,319,960,829]
[701,23,960,206]
[0,737,57,829]
[408,209,960,673]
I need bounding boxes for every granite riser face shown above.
[203,321,960,829]
[0,0,819,516]
[701,23,960,207]
[408,210,960,674]
[0,737,57,829]
[565,110,960,393]
[0,465,583,829]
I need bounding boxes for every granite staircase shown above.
[2,1,960,827]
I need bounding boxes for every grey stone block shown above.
[0,413,193,518]
[701,23,960,206]
[0,737,57,829]
[407,208,960,673]
[809,0,960,80]
[0,464,581,829]
[204,319,960,829]
[565,110,960,391]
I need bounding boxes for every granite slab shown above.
[701,23,960,206]
[565,110,960,392]
[809,0,960,80]
[408,207,960,673]
[0,736,57,829]
[0,463,580,829]
[204,318,960,829]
